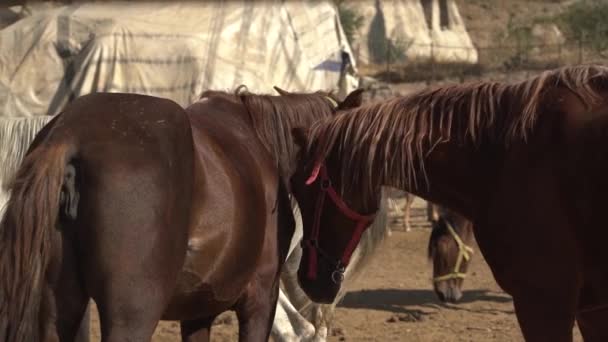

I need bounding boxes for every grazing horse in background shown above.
[0,87,363,341]
[289,64,608,341]
[428,207,474,303]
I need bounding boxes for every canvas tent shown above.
[1,1,357,117]
[0,1,358,208]
[349,0,478,65]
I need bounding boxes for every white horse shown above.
[271,190,390,341]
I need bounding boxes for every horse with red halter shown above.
[0,87,363,341]
[289,64,608,341]
[272,195,475,341]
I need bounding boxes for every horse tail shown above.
[0,140,75,342]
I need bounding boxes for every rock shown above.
[386,312,425,323]
[331,327,346,336]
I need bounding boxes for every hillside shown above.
[454,0,572,49]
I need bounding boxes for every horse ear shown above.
[337,88,364,110]
[273,86,291,96]
[292,127,309,149]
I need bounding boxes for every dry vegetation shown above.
[455,0,569,48]
[361,0,608,83]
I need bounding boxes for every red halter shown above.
[301,163,376,283]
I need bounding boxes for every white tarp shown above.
[0,1,357,118]
[0,1,358,209]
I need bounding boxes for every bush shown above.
[559,1,608,53]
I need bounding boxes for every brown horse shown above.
[388,193,475,303]
[0,88,363,341]
[427,206,474,303]
[289,64,608,341]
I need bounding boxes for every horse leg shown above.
[512,293,576,342]
[472,214,578,342]
[88,228,184,342]
[79,168,190,341]
[577,306,608,342]
[310,304,330,342]
[180,317,215,342]
[271,289,315,342]
[575,275,608,341]
[82,231,181,342]
[82,218,186,341]
[235,277,280,342]
[91,274,171,341]
[42,284,89,342]
[403,193,413,232]
[271,293,300,342]
[43,228,90,342]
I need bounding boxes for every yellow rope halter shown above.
[325,96,338,109]
[433,220,474,283]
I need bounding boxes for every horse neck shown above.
[328,141,494,221]
[371,139,494,221]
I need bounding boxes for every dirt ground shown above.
[88,197,583,342]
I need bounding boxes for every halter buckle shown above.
[331,266,345,284]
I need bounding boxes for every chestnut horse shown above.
[289,65,608,341]
[0,88,363,341]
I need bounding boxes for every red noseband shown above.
[301,163,376,283]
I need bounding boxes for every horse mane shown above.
[202,85,338,182]
[306,65,608,199]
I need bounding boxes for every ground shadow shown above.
[339,288,513,315]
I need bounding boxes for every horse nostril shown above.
[447,286,463,303]
[452,290,463,303]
